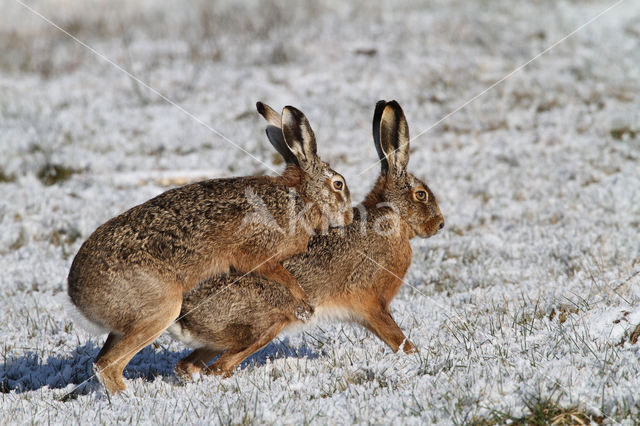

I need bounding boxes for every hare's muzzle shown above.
[343,208,354,226]
[327,205,353,228]
[423,215,444,237]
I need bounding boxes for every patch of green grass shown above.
[49,227,82,248]
[49,226,83,257]
[37,163,80,186]
[9,228,27,251]
[472,398,602,425]
[611,128,637,140]
[0,169,15,183]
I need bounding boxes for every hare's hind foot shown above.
[94,362,126,395]
[202,365,234,378]
[204,322,287,378]
[174,361,197,382]
[175,347,223,381]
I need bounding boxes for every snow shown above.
[1,0,640,423]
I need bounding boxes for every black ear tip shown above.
[282,106,307,124]
[386,100,402,110]
[374,101,387,126]
[383,100,405,122]
[256,101,265,114]
[374,100,387,117]
[283,105,301,115]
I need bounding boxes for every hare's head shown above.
[257,102,353,229]
[366,100,444,238]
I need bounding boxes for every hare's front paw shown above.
[294,301,314,322]
[402,340,418,354]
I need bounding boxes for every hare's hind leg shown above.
[205,322,286,377]
[96,332,122,360]
[95,295,182,394]
[175,347,223,380]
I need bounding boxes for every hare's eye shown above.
[332,178,344,191]
[414,190,428,202]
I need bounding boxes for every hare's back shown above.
[78,176,288,257]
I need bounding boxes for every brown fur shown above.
[173,100,444,378]
[67,104,353,394]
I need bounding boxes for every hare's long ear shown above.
[372,100,389,175]
[256,102,299,165]
[281,106,318,169]
[256,102,281,127]
[379,100,410,177]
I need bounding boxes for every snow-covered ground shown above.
[1,0,639,423]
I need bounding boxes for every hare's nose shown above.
[438,219,445,230]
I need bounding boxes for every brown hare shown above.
[67,103,353,394]
[171,100,444,379]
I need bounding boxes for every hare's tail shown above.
[58,293,110,335]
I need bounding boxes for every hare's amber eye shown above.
[414,190,428,202]
[332,179,344,191]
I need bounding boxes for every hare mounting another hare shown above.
[67,103,352,394]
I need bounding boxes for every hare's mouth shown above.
[422,230,438,238]
[422,216,445,237]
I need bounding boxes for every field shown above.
[1,0,640,423]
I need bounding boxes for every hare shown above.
[67,103,353,394]
[171,100,444,379]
